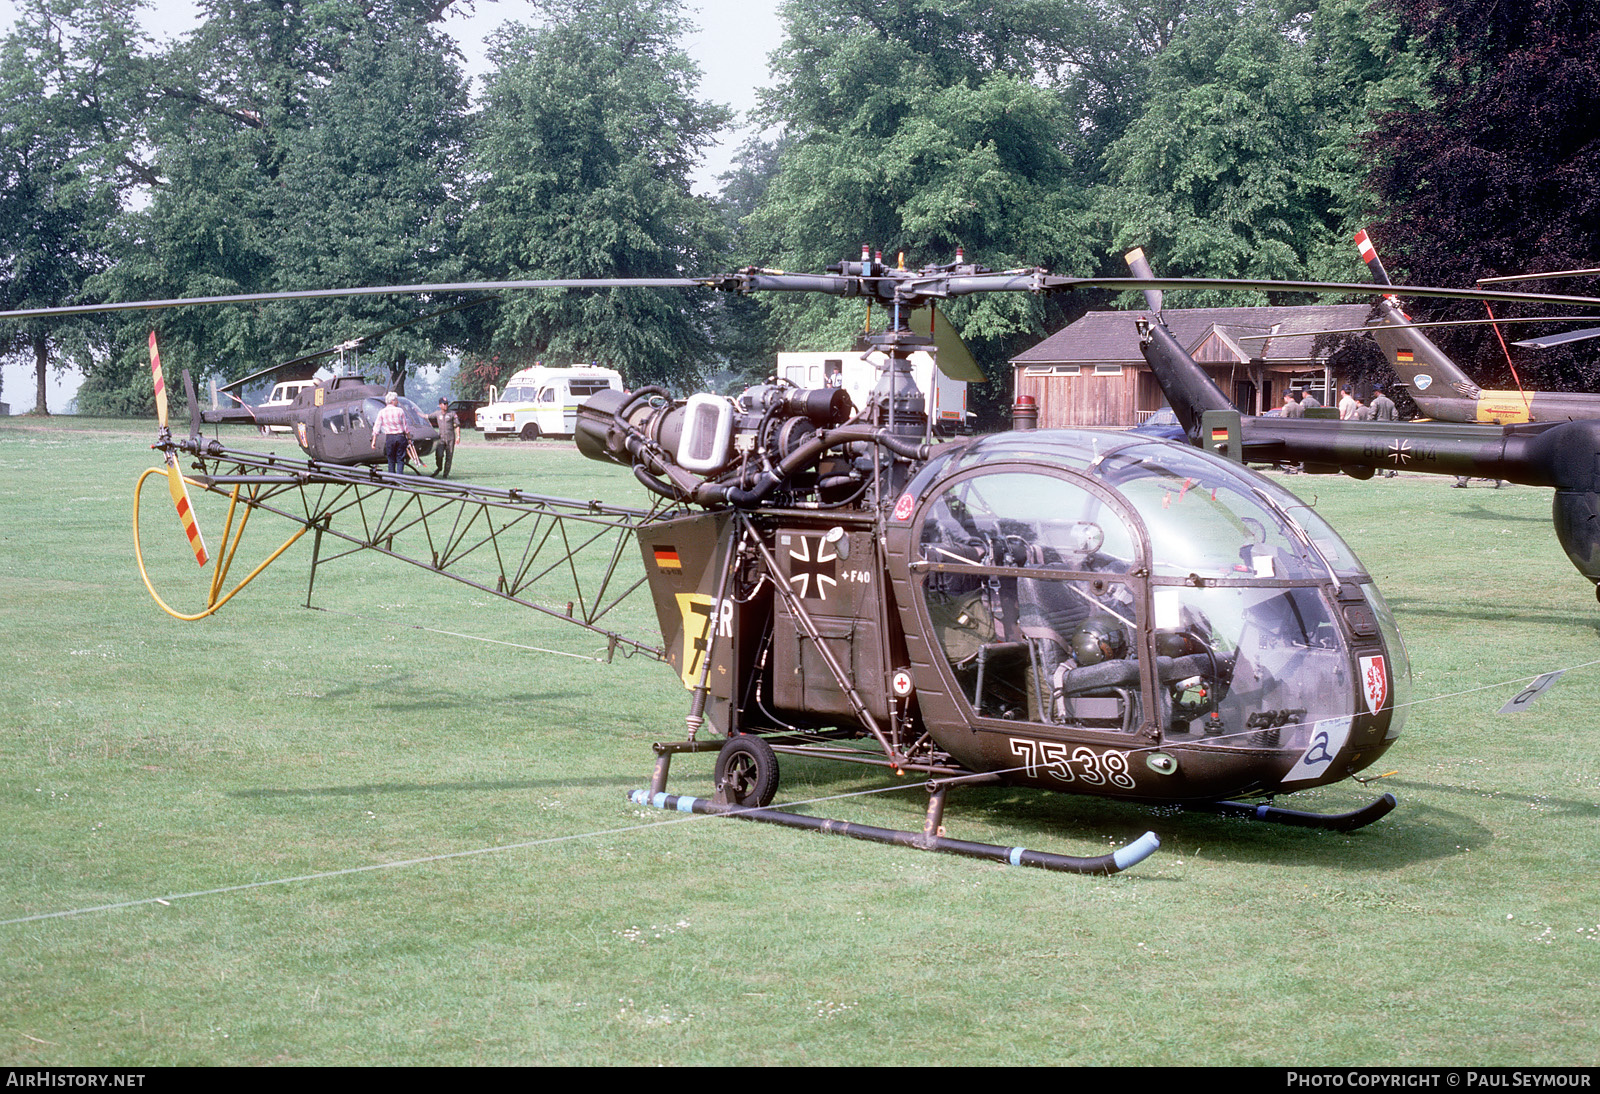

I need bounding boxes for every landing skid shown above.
[637,738,1161,876]
[1187,792,1397,832]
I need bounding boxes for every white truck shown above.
[261,379,316,434]
[774,348,968,435]
[479,364,625,440]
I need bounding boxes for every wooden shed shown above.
[1010,305,1373,428]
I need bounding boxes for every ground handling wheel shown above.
[713,736,779,807]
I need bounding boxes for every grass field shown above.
[2,417,1597,1066]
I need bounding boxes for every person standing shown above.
[1370,385,1399,476]
[1283,390,1306,418]
[370,391,411,473]
[1371,385,1397,421]
[1338,384,1358,420]
[434,398,460,477]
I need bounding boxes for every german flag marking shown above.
[653,546,682,572]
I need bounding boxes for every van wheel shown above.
[520,423,541,441]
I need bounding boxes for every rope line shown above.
[0,780,935,927]
[10,608,1593,925]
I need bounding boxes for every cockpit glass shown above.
[918,470,1145,729]
[913,455,1380,759]
[1094,443,1364,580]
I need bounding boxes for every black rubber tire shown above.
[714,736,780,807]
[520,423,540,441]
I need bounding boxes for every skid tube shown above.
[629,788,1161,875]
[1187,792,1398,832]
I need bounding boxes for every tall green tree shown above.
[1366,0,1600,389]
[738,0,1178,422]
[463,0,731,389]
[82,0,472,410]
[1094,0,1429,307]
[0,0,144,414]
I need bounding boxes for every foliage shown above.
[745,0,1091,354]
[462,0,731,390]
[1366,0,1600,390]
[1094,0,1430,308]
[82,0,472,411]
[0,0,143,413]
[737,0,1187,422]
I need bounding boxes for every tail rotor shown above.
[149,332,210,566]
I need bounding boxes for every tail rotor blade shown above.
[149,332,169,430]
[164,452,210,566]
[1124,248,1164,316]
[1353,230,1393,286]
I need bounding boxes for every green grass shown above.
[2,418,1598,1065]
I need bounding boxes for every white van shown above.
[261,380,316,434]
[774,349,968,435]
[480,365,626,440]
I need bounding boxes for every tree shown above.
[1094,0,1430,307]
[0,0,142,414]
[462,0,732,389]
[81,0,473,411]
[738,0,1160,422]
[1366,0,1600,389]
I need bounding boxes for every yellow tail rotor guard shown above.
[134,466,309,621]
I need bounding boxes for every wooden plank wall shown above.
[1015,371,1143,428]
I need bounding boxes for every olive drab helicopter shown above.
[1123,247,1600,597]
[15,252,1600,874]
[203,334,446,473]
[1355,230,1600,426]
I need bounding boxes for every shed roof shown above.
[1012,305,1374,367]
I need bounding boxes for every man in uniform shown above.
[1338,384,1358,420]
[435,398,460,477]
[1371,385,1397,421]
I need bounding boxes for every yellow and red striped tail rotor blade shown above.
[164,452,210,566]
[149,331,169,430]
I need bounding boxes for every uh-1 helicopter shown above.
[21,252,1599,873]
[202,331,445,473]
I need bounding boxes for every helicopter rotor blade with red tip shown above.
[149,332,209,566]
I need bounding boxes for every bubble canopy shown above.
[898,431,1407,798]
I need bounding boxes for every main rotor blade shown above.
[0,278,712,321]
[1480,268,1600,285]
[219,296,499,395]
[1041,276,1600,311]
[1123,248,1163,316]
[15,270,1600,324]
[1512,326,1600,349]
[1232,315,1600,342]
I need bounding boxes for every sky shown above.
[0,0,787,411]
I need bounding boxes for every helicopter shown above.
[1355,230,1600,425]
[1124,247,1600,597]
[202,336,446,473]
[19,252,1600,874]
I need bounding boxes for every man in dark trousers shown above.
[370,391,411,473]
[434,398,460,477]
